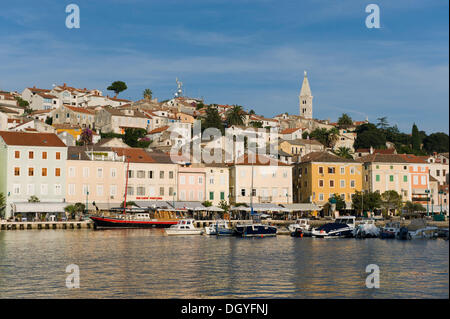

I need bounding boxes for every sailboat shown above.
[233,155,277,237]
[90,157,178,229]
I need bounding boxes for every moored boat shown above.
[90,213,178,229]
[354,219,380,238]
[165,219,203,235]
[379,221,401,239]
[234,222,277,237]
[311,216,356,238]
[288,219,312,236]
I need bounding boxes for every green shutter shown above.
[403,175,407,182]
[220,192,225,200]
[376,175,380,182]
[209,192,214,200]
[390,175,394,182]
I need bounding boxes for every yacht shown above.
[311,216,356,238]
[234,221,277,237]
[165,219,203,235]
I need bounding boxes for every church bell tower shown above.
[299,71,313,119]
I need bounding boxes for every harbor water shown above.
[0,229,448,298]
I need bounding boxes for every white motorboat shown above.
[311,216,356,238]
[405,219,438,239]
[288,219,312,236]
[165,219,203,235]
[354,219,380,238]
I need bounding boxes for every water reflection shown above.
[0,230,448,298]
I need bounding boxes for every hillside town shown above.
[0,73,448,221]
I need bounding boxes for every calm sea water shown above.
[0,229,448,298]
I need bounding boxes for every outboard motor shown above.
[397,227,409,240]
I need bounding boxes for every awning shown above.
[12,202,67,213]
[170,201,206,211]
[204,206,224,212]
[134,201,172,209]
[281,203,321,211]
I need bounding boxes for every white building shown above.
[0,131,68,219]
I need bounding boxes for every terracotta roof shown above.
[399,154,428,164]
[280,127,301,134]
[358,154,410,163]
[108,96,131,102]
[281,138,323,146]
[300,151,358,163]
[232,154,289,166]
[148,125,170,134]
[36,93,58,99]
[356,148,396,155]
[0,131,66,147]
[112,147,155,163]
[27,87,51,94]
[64,105,95,115]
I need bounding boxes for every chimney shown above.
[63,83,66,87]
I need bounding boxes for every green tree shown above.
[15,96,29,107]
[403,201,426,214]
[196,102,205,110]
[64,204,77,219]
[143,88,152,100]
[45,116,53,125]
[218,200,230,213]
[381,190,403,215]
[376,117,389,130]
[423,132,449,154]
[337,113,353,129]
[225,105,245,126]
[202,106,224,134]
[107,81,127,97]
[309,128,328,146]
[28,195,40,203]
[123,128,147,147]
[121,201,137,208]
[328,194,346,211]
[326,127,340,148]
[74,202,86,214]
[411,123,421,151]
[334,147,353,159]
[202,201,213,207]
[249,121,263,128]
[0,192,5,219]
[352,191,382,213]
[302,131,309,139]
[354,129,386,150]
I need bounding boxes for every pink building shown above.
[177,165,206,202]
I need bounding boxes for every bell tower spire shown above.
[299,71,313,119]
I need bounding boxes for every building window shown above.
[180,176,185,184]
[54,184,62,195]
[189,176,194,185]
[110,185,117,196]
[29,151,34,159]
[319,180,324,187]
[40,184,48,195]
[28,167,34,176]
[328,167,335,174]
[209,192,214,200]
[350,180,355,188]
[137,186,145,196]
[252,189,257,197]
[111,168,116,178]
[68,184,75,196]
[241,189,246,196]
[160,171,164,179]
[198,176,203,184]
[329,180,335,188]
[96,185,104,196]
[340,180,345,188]
[413,175,418,184]
[403,175,408,182]
[83,167,89,178]
[13,184,21,195]
[98,168,104,178]
[376,175,380,182]
[318,167,324,174]
[137,170,145,178]
[350,167,355,174]
[198,191,203,201]
[421,176,426,185]
[209,176,214,185]
[169,171,174,179]
[148,171,154,179]
[56,152,61,160]
[14,167,20,176]
[340,167,345,175]
[42,167,47,177]
[55,168,61,177]
[27,184,35,195]
[169,187,174,196]
[42,152,47,159]
[128,170,134,178]
[127,187,134,196]
[319,193,324,201]
[160,187,164,196]
[15,151,20,159]
[390,175,394,182]
[220,192,225,200]
[436,170,440,176]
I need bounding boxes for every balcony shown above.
[258,196,272,203]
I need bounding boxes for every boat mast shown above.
[123,156,130,215]
[250,154,254,218]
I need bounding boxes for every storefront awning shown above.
[12,202,67,213]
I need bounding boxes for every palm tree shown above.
[143,89,152,100]
[0,192,5,219]
[225,105,245,126]
[334,147,353,159]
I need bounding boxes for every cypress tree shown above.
[411,123,421,151]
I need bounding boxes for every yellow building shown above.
[279,138,324,157]
[293,151,363,207]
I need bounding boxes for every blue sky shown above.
[0,0,448,133]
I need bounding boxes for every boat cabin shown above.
[335,216,356,227]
